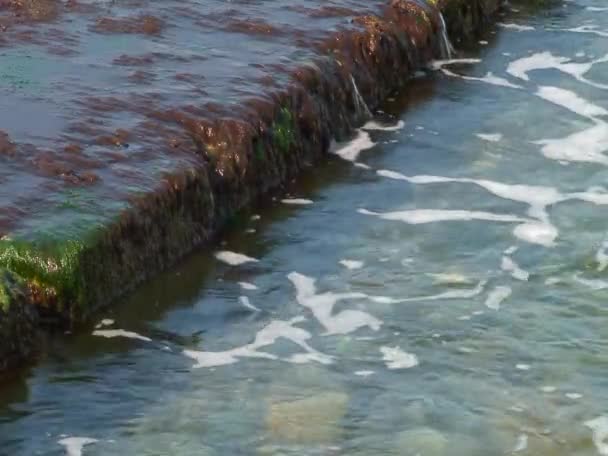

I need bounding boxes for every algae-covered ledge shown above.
[0,0,502,372]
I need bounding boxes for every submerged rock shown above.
[266,392,349,444]
[396,428,483,456]
[395,427,448,455]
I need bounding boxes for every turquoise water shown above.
[3,1,608,455]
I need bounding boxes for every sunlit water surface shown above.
[3,1,608,455]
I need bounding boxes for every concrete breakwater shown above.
[0,0,502,372]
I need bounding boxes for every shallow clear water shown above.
[3,1,608,455]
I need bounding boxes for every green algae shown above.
[0,236,91,316]
[0,277,10,313]
[0,268,25,313]
[273,107,296,152]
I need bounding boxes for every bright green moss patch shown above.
[0,237,89,314]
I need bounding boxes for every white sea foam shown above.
[281,198,314,205]
[375,170,608,246]
[597,240,608,272]
[358,208,525,224]
[512,434,528,453]
[339,259,364,270]
[484,285,512,310]
[369,280,486,304]
[429,58,482,70]
[238,282,258,291]
[501,256,530,281]
[354,370,375,377]
[566,392,583,400]
[380,346,419,369]
[92,329,152,342]
[183,317,331,368]
[507,51,608,89]
[513,221,558,247]
[476,133,503,142]
[239,296,261,312]
[330,130,375,162]
[288,272,382,335]
[497,22,535,32]
[362,120,405,131]
[585,416,608,455]
[536,86,608,119]
[573,273,608,290]
[565,25,608,38]
[58,437,98,456]
[441,68,522,89]
[428,272,473,285]
[215,251,259,266]
[95,319,114,329]
[535,122,608,165]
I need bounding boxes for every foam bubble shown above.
[92,329,152,342]
[508,51,608,89]
[339,259,364,270]
[597,240,608,272]
[288,272,382,335]
[476,133,503,142]
[585,416,608,455]
[566,393,583,400]
[516,363,531,370]
[540,386,557,393]
[358,208,525,224]
[429,58,482,70]
[58,437,98,456]
[441,68,522,89]
[534,122,608,166]
[330,130,375,162]
[512,434,528,453]
[375,171,563,246]
[380,346,419,369]
[95,319,114,329]
[484,285,512,310]
[239,296,261,312]
[536,86,608,119]
[501,256,530,281]
[215,251,259,266]
[183,317,331,368]
[498,22,535,31]
[281,198,313,205]
[513,221,558,247]
[362,120,405,131]
[354,370,375,377]
[239,282,258,291]
[573,274,608,290]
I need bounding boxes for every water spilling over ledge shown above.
[0,0,503,372]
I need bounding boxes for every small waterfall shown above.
[350,75,373,120]
[438,12,454,59]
